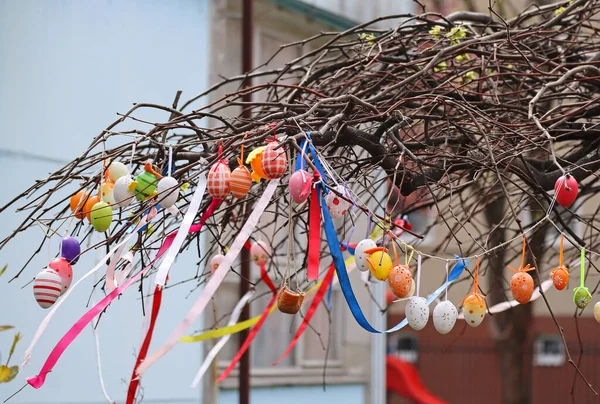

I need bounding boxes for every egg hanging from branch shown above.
[131,162,162,201]
[554,174,578,208]
[90,201,113,232]
[100,182,116,205]
[106,161,129,182]
[261,141,288,179]
[388,265,413,298]
[59,237,81,265]
[250,241,270,266]
[33,269,62,309]
[113,175,136,208]
[325,185,351,218]
[230,165,253,198]
[288,169,313,203]
[364,247,392,281]
[433,300,457,334]
[463,294,486,327]
[69,191,90,220]
[48,258,73,294]
[209,254,225,275]
[573,287,591,310]
[207,160,231,199]
[156,176,179,208]
[510,272,534,304]
[354,239,377,272]
[405,296,429,330]
[83,195,100,222]
[246,146,269,182]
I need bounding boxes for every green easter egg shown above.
[135,172,158,201]
[90,201,113,232]
[573,287,591,310]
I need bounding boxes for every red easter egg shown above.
[207,161,231,199]
[261,141,287,179]
[554,175,578,208]
[48,258,73,294]
[387,265,413,298]
[510,271,534,304]
[33,269,62,309]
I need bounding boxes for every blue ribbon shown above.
[297,133,327,186]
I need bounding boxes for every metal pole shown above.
[370,280,386,404]
[239,1,253,404]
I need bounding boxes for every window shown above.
[387,333,419,364]
[534,335,565,367]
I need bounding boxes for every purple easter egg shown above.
[60,237,81,265]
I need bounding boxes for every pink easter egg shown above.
[250,241,271,266]
[262,141,287,179]
[210,254,225,275]
[48,258,73,294]
[207,161,231,199]
[33,269,63,309]
[289,170,313,203]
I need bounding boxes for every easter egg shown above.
[325,185,351,218]
[554,175,578,208]
[594,302,600,323]
[207,161,231,199]
[135,171,159,201]
[246,147,269,182]
[70,191,90,219]
[156,176,179,208]
[107,161,129,182]
[60,236,81,265]
[250,241,270,266]
[573,287,591,310]
[405,296,429,330]
[388,265,413,298]
[552,267,569,291]
[100,182,116,205]
[33,269,62,309]
[354,239,377,272]
[368,250,392,281]
[83,195,100,222]
[510,272,534,304]
[209,254,225,275]
[90,201,113,232]
[463,294,486,327]
[48,258,73,294]
[289,170,312,203]
[262,141,287,179]
[113,175,136,208]
[433,300,458,334]
[230,166,253,198]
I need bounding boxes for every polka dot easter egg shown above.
[510,272,534,304]
[388,265,413,298]
[209,254,225,275]
[325,185,351,219]
[433,300,458,335]
[354,239,377,272]
[463,293,486,327]
[261,141,287,179]
[48,258,73,294]
[33,269,62,309]
[251,241,270,266]
[113,175,136,208]
[207,160,231,199]
[405,296,429,331]
[365,247,392,281]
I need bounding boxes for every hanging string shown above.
[402,242,415,267]
[416,254,422,297]
[580,247,585,288]
[559,234,565,268]
[129,141,137,170]
[167,145,173,176]
[444,261,449,301]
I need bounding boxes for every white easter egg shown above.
[354,239,377,272]
[33,269,62,309]
[113,175,135,208]
[433,300,458,334]
[325,185,351,219]
[594,302,600,324]
[405,296,429,331]
[107,161,129,182]
[156,176,179,208]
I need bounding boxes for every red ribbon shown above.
[271,262,335,366]
[216,264,276,382]
[307,180,321,281]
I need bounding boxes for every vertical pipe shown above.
[240,1,253,404]
[370,280,386,404]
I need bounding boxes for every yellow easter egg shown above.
[368,251,392,281]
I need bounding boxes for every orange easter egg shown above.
[510,272,534,304]
[387,265,413,298]
[83,195,100,222]
[552,267,569,290]
[230,166,253,198]
[70,191,90,219]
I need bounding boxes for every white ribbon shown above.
[190,290,255,388]
[136,178,280,376]
[154,173,207,288]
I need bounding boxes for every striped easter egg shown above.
[261,141,287,179]
[33,269,63,309]
[207,161,231,199]
[230,166,252,198]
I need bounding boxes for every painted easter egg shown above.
[388,265,413,298]
[594,302,600,323]
[113,175,136,208]
[90,201,113,232]
[405,296,429,331]
[554,175,578,208]
[48,258,73,294]
[33,269,62,309]
[368,250,392,281]
[251,241,270,266]
[209,254,225,275]
[354,239,377,272]
[156,176,179,208]
[573,287,591,310]
[510,272,534,304]
[325,185,351,219]
[230,166,253,198]
[70,191,90,219]
[100,182,116,205]
[83,195,100,222]
[107,161,129,182]
[552,267,569,291]
[289,170,313,204]
[463,294,486,327]
[433,300,458,334]
[246,147,269,182]
[262,141,287,179]
[60,236,81,265]
[207,161,231,199]
[135,171,159,201]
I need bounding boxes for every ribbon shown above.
[115,251,135,288]
[136,178,280,376]
[298,135,326,181]
[307,183,321,280]
[272,262,335,366]
[155,173,208,288]
[216,265,277,382]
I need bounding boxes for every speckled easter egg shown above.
[59,237,81,265]
[251,241,270,266]
[388,265,413,298]
[113,175,135,208]
[406,296,429,331]
[594,302,600,323]
[552,267,569,291]
[33,269,62,309]
[100,182,116,205]
[510,272,534,304]
[368,250,392,281]
[261,141,287,179]
[230,166,253,198]
[90,201,113,232]
[463,293,486,327]
[48,258,73,294]
[209,254,225,275]
[135,171,159,201]
[573,287,591,310]
[289,170,313,204]
[156,176,179,208]
[354,239,377,272]
[433,300,458,335]
[107,161,129,182]
[70,191,90,219]
[207,161,231,199]
[325,185,351,219]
